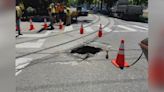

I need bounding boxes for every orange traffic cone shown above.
[80,24,84,34]
[29,17,35,31]
[111,40,129,69]
[43,17,48,29]
[149,56,164,87]
[59,20,64,30]
[98,24,103,37]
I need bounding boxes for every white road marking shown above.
[15,58,33,76]
[104,27,112,32]
[114,30,147,32]
[16,39,46,48]
[132,25,148,30]
[16,58,32,67]
[19,31,52,38]
[84,27,95,33]
[117,25,137,32]
[64,25,73,32]
[15,70,22,76]
[16,58,32,70]
[114,30,130,32]
[16,63,30,70]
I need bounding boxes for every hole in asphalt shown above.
[71,45,102,55]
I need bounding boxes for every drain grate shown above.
[71,45,102,55]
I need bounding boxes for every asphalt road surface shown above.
[16,14,148,92]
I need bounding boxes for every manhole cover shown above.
[71,45,102,55]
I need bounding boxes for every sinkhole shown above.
[71,45,102,55]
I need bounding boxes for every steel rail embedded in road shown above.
[16,14,101,44]
[16,15,111,58]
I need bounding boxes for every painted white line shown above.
[15,70,22,76]
[15,58,33,76]
[114,30,148,33]
[117,25,137,32]
[84,27,95,33]
[16,39,46,48]
[104,27,112,32]
[132,25,148,30]
[114,30,130,32]
[16,58,33,70]
[15,58,32,76]
[19,31,52,38]
[64,25,73,32]
[16,63,30,70]
[16,58,32,67]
